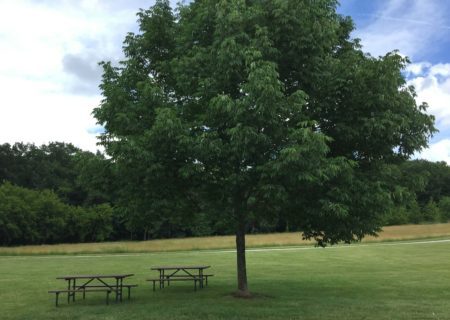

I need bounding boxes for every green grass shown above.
[1,239,450,319]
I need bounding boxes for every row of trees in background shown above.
[0,142,231,244]
[0,182,112,245]
[0,142,110,206]
[384,160,450,225]
[0,142,114,245]
[0,141,449,245]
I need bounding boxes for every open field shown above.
[1,238,450,319]
[1,223,450,256]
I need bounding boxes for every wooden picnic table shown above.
[54,273,135,305]
[149,265,211,291]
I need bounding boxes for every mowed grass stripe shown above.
[0,237,449,261]
[1,223,450,256]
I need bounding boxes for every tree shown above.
[94,0,435,296]
[399,160,450,205]
[74,150,115,206]
[0,142,120,207]
[67,204,114,242]
[0,182,69,245]
[0,142,87,205]
[438,197,450,222]
[0,182,114,245]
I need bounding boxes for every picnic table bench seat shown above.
[165,274,214,285]
[146,274,213,291]
[73,284,138,299]
[48,288,112,307]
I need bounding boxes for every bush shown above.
[0,182,114,245]
[384,207,410,226]
[0,182,68,245]
[438,197,450,222]
[422,200,441,223]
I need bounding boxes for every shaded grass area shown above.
[1,240,450,319]
[1,223,450,256]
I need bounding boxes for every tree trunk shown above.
[143,228,148,241]
[235,218,250,297]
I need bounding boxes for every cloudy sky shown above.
[0,0,449,163]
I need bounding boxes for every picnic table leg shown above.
[115,278,119,302]
[72,279,76,301]
[67,279,71,304]
[106,290,110,305]
[120,278,123,302]
[55,292,60,307]
[199,269,204,289]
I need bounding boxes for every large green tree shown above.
[94,0,435,296]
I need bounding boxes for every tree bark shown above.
[235,217,250,297]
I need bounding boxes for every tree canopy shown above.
[93,0,436,296]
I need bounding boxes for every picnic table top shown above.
[151,265,210,270]
[56,274,134,280]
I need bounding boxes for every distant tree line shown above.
[0,142,449,245]
[0,142,115,245]
[0,182,112,245]
[383,160,450,225]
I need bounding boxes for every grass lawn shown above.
[1,239,449,319]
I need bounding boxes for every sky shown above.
[0,0,449,163]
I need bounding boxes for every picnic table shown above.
[148,265,212,291]
[49,274,136,306]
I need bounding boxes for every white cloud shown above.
[404,62,432,76]
[354,0,449,59]
[0,74,102,152]
[430,64,450,78]
[416,139,450,164]
[408,63,450,128]
[408,62,450,163]
[0,0,155,152]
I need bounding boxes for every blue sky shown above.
[0,0,449,163]
[339,0,450,64]
[338,0,450,162]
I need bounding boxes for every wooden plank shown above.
[49,288,112,293]
[150,266,210,270]
[56,274,134,279]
